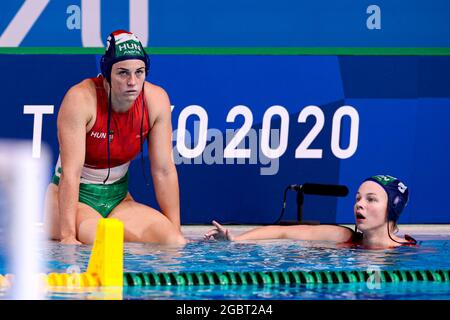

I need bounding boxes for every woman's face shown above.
[354,181,388,232]
[110,59,146,105]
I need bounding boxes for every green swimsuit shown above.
[52,173,129,218]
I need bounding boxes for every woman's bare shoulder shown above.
[58,78,97,124]
[64,78,97,103]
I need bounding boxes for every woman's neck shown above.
[103,80,133,113]
[111,96,132,113]
[362,225,400,248]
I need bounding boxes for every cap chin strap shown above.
[103,81,150,186]
[354,220,414,246]
[386,220,413,245]
[140,82,150,186]
[103,82,112,184]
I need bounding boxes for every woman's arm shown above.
[146,84,181,229]
[204,220,353,242]
[57,83,92,244]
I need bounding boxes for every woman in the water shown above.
[204,175,417,249]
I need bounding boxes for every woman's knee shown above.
[152,216,187,245]
[111,201,186,244]
[77,218,101,244]
[164,231,187,245]
[126,224,186,245]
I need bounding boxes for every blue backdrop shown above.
[1,0,449,224]
[1,0,450,47]
[0,54,449,224]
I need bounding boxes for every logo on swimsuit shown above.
[135,130,149,140]
[108,130,114,142]
[90,131,107,139]
[89,130,114,142]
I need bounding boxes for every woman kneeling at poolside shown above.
[204,175,417,249]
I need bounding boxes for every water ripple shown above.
[33,239,450,274]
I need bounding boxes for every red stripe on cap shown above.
[111,30,132,36]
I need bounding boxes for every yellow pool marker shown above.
[86,218,124,287]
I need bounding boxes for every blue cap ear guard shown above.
[364,175,409,222]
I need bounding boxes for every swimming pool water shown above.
[1,235,450,299]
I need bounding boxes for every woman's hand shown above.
[203,220,234,241]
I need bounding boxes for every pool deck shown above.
[181,224,450,240]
